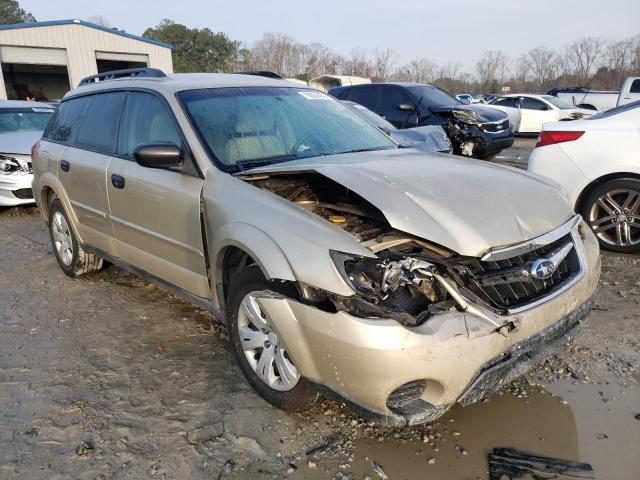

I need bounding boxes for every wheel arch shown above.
[210,224,296,311]
[575,172,640,214]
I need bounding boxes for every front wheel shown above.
[581,178,640,253]
[226,265,320,412]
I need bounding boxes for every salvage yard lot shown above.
[1,144,639,480]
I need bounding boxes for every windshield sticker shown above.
[298,91,330,100]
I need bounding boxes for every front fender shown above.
[209,222,296,307]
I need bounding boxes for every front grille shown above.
[12,188,33,199]
[456,233,581,312]
[481,119,509,133]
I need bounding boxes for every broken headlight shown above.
[330,250,445,303]
[452,109,478,125]
[0,155,21,173]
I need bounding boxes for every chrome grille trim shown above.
[481,215,582,262]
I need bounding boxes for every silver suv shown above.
[32,68,600,426]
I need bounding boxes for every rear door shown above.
[51,92,126,252]
[106,91,209,298]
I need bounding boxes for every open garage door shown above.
[96,51,148,73]
[2,63,70,101]
[0,46,70,101]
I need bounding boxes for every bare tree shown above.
[519,47,558,91]
[476,50,509,92]
[371,48,398,82]
[561,37,605,84]
[87,15,111,27]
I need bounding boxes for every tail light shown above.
[535,131,584,148]
[31,140,40,159]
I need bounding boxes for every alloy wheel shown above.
[588,188,640,248]
[52,211,74,266]
[237,293,300,391]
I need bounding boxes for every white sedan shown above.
[528,101,640,253]
[0,100,54,206]
[486,94,594,134]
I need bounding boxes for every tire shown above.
[226,265,320,412]
[48,199,104,277]
[581,178,640,254]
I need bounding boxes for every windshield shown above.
[407,85,461,108]
[541,95,577,110]
[178,87,396,171]
[0,108,54,134]
[342,101,395,131]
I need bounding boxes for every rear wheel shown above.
[48,199,104,276]
[581,178,640,253]
[226,265,319,411]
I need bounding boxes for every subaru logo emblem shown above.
[530,259,556,280]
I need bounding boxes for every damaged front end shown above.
[238,170,599,425]
[433,106,514,159]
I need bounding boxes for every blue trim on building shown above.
[0,19,172,49]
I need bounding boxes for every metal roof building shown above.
[0,19,173,101]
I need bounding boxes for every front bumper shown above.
[253,226,600,426]
[0,172,35,206]
[473,129,515,157]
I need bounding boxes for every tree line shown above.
[143,22,640,94]
[2,1,638,94]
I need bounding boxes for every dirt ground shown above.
[1,144,639,479]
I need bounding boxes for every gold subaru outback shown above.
[32,68,600,426]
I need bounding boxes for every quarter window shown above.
[117,92,183,159]
[43,96,90,143]
[75,92,126,153]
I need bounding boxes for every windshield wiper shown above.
[334,146,394,155]
[233,153,300,172]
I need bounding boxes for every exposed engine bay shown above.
[243,171,463,326]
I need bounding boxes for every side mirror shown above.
[398,103,416,112]
[134,142,183,169]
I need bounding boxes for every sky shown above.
[21,0,640,70]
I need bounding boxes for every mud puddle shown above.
[295,377,640,480]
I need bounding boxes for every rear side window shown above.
[118,92,182,159]
[493,97,518,108]
[75,92,126,153]
[43,97,89,143]
[630,79,640,94]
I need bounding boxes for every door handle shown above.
[60,160,70,172]
[111,174,125,189]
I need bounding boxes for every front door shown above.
[519,97,553,133]
[106,91,209,298]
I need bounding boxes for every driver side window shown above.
[118,92,183,159]
[520,97,549,111]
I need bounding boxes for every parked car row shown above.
[485,94,594,134]
[0,100,55,206]
[26,68,602,426]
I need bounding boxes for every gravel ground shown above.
[1,149,639,479]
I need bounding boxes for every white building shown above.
[0,19,173,101]
[309,75,371,93]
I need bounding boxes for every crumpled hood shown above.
[246,149,573,257]
[389,125,452,153]
[431,104,508,123]
[0,131,42,155]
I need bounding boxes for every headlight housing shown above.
[0,155,27,173]
[452,109,478,125]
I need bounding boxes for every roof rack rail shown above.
[78,67,166,86]
[234,70,283,79]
